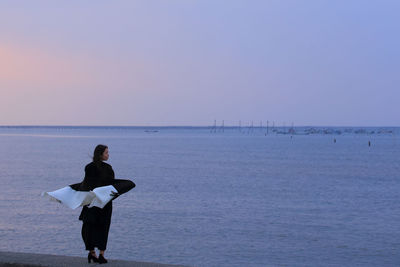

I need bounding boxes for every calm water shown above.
[0,126,399,267]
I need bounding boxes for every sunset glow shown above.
[1,1,399,126]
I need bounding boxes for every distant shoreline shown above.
[0,125,399,128]
[0,125,397,137]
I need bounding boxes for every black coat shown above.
[71,161,135,251]
[70,161,135,196]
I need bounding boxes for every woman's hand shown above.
[110,191,120,200]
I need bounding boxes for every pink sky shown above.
[1,1,399,126]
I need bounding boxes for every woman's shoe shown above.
[98,254,108,264]
[88,252,99,263]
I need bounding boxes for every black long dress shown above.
[70,161,135,251]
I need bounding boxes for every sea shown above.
[0,126,399,267]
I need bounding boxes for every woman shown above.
[74,144,135,264]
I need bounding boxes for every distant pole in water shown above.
[266,120,269,134]
[212,120,216,133]
[288,122,294,135]
[368,140,371,147]
[334,138,336,143]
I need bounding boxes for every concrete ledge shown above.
[0,251,190,267]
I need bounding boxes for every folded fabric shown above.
[43,179,135,209]
[90,185,117,208]
[42,185,118,209]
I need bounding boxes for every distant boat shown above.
[144,130,159,133]
[378,129,393,134]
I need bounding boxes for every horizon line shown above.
[0,124,399,128]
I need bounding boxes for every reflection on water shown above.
[0,127,399,267]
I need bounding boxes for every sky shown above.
[0,0,399,126]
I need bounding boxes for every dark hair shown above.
[93,144,108,165]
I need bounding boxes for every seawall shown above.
[0,251,190,267]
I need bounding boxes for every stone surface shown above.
[0,251,190,267]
